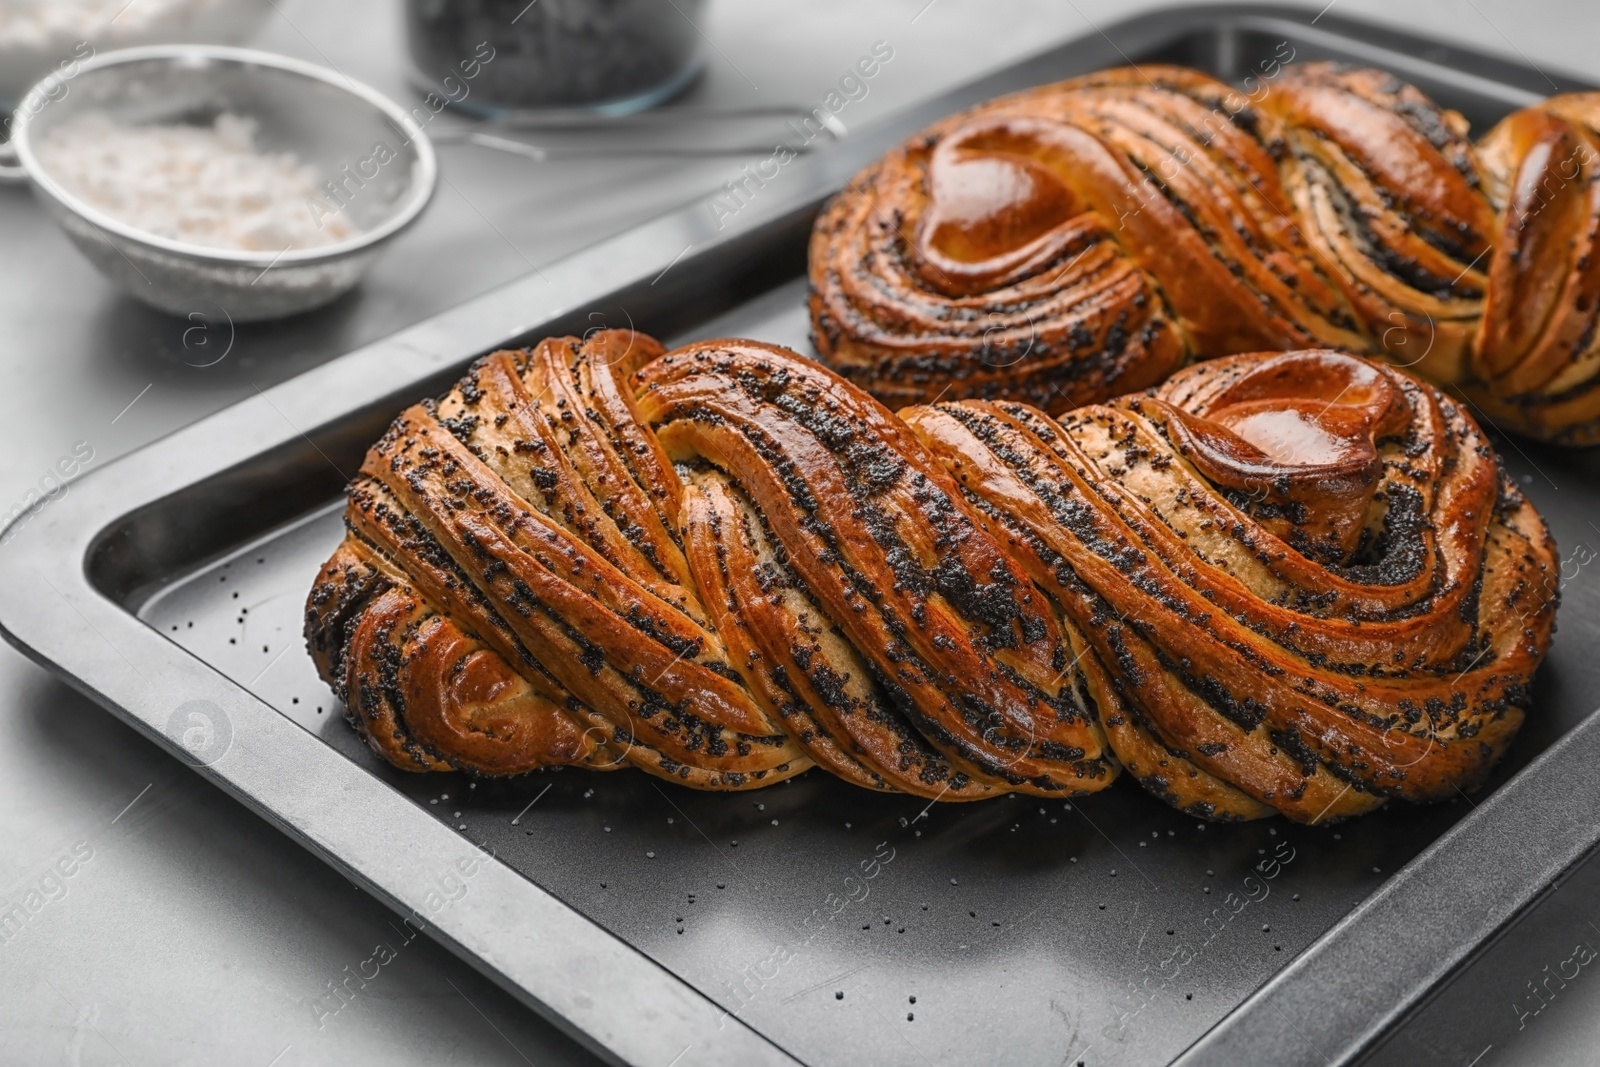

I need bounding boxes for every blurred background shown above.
[0,1,1596,1064]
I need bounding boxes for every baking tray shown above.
[4,7,1598,1066]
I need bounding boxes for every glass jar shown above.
[404,0,707,115]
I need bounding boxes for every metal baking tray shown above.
[4,7,1598,1065]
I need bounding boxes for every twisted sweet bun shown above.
[908,348,1556,821]
[306,330,1117,802]
[306,331,1555,823]
[809,62,1600,444]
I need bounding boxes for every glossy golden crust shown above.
[907,350,1556,820]
[307,333,1556,823]
[808,62,1600,444]
[638,340,1118,796]
[306,330,1118,802]
[1470,95,1600,442]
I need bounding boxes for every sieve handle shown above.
[0,128,25,184]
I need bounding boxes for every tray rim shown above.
[3,7,1596,1065]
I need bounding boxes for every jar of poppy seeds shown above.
[404,0,707,114]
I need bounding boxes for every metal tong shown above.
[428,104,848,160]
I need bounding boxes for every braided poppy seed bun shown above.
[906,348,1557,821]
[306,332,1556,823]
[808,62,1600,444]
[307,330,1119,803]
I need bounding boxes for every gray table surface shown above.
[1,1,1597,1064]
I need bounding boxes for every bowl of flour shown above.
[7,44,437,320]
